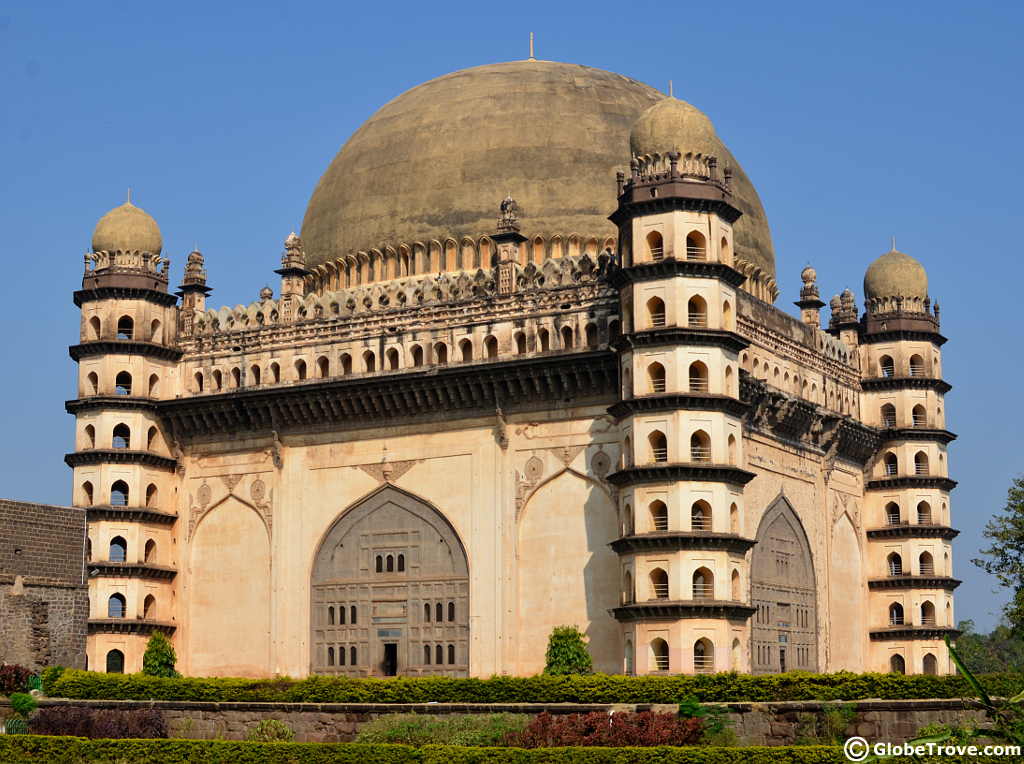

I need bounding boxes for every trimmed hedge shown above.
[50,668,1024,704]
[0,738,1006,764]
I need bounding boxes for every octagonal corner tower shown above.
[301,59,776,296]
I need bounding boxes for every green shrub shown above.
[142,632,180,678]
[48,668,1024,704]
[3,717,28,735]
[543,626,593,675]
[247,718,295,742]
[9,693,37,718]
[0,737,1010,763]
[356,713,528,746]
[39,666,64,696]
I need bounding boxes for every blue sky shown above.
[1,0,1021,632]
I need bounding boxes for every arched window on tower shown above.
[879,355,895,378]
[106,649,124,674]
[115,372,132,396]
[648,430,668,463]
[687,296,707,327]
[143,594,156,619]
[693,638,714,674]
[87,372,99,396]
[250,365,261,386]
[651,638,669,671]
[485,335,499,358]
[887,552,903,576]
[109,536,127,562]
[144,539,157,563]
[692,567,714,599]
[889,602,904,625]
[112,424,130,449]
[194,372,204,393]
[460,339,473,362]
[212,370,223,390]
[295,359,307,381]
[881,404,897,428]
[434,343,448,365]
[912,405,927,427]
[890,653,906,674]
[561,326,574,349]
[148,373,160,397]
[146,484,158,508]
[116,316,134,340]
[649,500,668,531]
[691,500,712,531]
[107,593,126,618]
[917,501,932,524]
[622,570,634,605]
[686,231,707,261]
[538,328,550,352]
[150,319,162,343]
[914,451,930,475]
[731,569,741,600]
[646,297,666,328]
[885,502,901,525]
[110,480,129,507]
[690,430,711,462]
[84,424,96,449]
[410,345,424,367]
[884,452,898,476]
[909,354,925,377]
[923,653,937,675]
[650,568,669,599]
[363,351,376,372]
[317,356,330,378]
[585,324,598,348]
[82,481,94,506]
[646,231,664,261]
[688,361,709,392]
[647,362,666,394]
[387,348,400,370]
[514,332,527,355]
[89,316,102,340]
[919,551,935,576]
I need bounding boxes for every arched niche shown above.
[516,470,619,674]
[750,495,819,673]
[188,496,271,677]
[829,511,864,670]
[310,485,469,677]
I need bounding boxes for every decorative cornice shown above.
[610,532,756,555]
[861,377,952,394]
[87,619,176,636]
[868,576,961,591]
[861,329,947,347]
[85,505,178,525]
[88,562,177,581]
[869,625,960,641]
[879,428,957,445]
[606,260,746,289]
[866,476,957,492]
[866,524,960,541]
[65,396,160,416]
[611,599,757,622]
[614,327,749,354]
[608,393,748,420]
[158,352,618,439]
[74,287,178,309]
[69,340,183,363]
[606,463,756,488]
[64,449,178,472]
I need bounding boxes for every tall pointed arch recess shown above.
[310,485,469,677]
[749,495,819,673]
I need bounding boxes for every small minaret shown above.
[794,265,825,328]
[828,288,860,348]
[176,249,211,337]
[491,195,526,295]
[275,232,310,322]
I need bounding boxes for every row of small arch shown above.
[881,451,940,477]
[80,480,158,508]
[888,600,949,627]
[83,371,158,398]
[86,315,164,344]
[876,354,932,379]
[622,566,739,604]
[623,430,737,468]
[742,353,857,415]
[883,500,943,526]
[192,322,618,392]
[620,499,740,537]
[82,423,162,452]
[307,234,618,291]
[88,536,157,565]
[643,295,718,329]
[104,592,158,620]
[886,551,946,577]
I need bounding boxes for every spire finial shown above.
[127,187,132,204]
[891,235,896,251]
[669,79,673,98]
[529,32,535,60]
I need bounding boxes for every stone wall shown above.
[0,499,88,670]
[0,698,986,745]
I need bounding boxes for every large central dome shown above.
[302,60,775,283]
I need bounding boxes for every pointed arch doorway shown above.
[750,496,819,673]
[310,485,469,677]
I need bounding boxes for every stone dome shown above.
[301,60,775,281]
[863,249,928,301]
[92,202,162,255]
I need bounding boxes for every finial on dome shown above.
[259,286,273,301]
[497,194,520,232]
[794,263,824,328]
[529,32,535,61]
[669,79,673,98]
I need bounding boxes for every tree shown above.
[142,631,180,677]
[972,476,1024,635]
[954,619,1024,674]
[543,625,593,675]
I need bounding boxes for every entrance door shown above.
[383,643,398,676]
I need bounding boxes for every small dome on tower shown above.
[800,265,817,284]
[629,97,717,156]
[91,201,162,255]
[863,249,928,301]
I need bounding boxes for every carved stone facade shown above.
[61,59,956,678]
